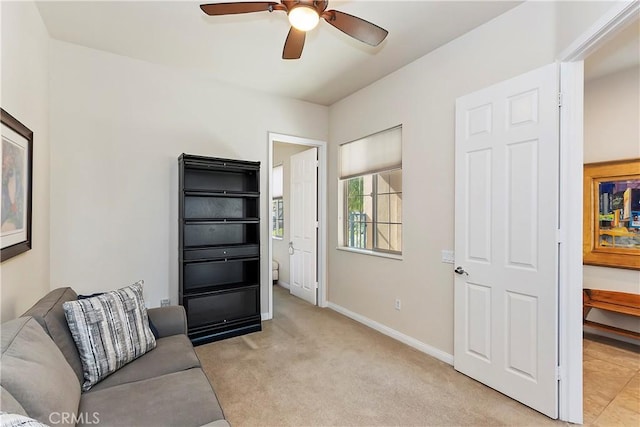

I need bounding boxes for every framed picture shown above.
[583,158,640,270]
[1,109,33,262]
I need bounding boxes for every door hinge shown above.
[555,366,563,381]
[556,229,564,244]
[558,92,563,107]
[315,160,319,167]
[315,221,319,228]
[315,282,319,289]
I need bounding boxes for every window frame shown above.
[342,167,402,256]
[272,197,284,240]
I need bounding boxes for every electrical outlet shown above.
[395,299,401,310]
[441,249,455,264]
[160,298,170,307]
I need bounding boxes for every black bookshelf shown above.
[179,154,261,345]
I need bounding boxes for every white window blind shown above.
[339,126,402,180]
[272,164,283,198]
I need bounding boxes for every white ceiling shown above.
[36,0,522,106]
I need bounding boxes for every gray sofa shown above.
[0,287,229,427]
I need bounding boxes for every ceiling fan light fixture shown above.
[288,5,319,32]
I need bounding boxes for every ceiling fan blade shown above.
[282,27,306,60]
[200,2,279,15]
[322,10,388,46]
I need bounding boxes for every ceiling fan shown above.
[200,1,389,60]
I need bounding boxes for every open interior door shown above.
[454,63,560,418]
[289,147,318,305]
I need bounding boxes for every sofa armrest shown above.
[147,306,188,338]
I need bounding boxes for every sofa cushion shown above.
[88,334,201,392]
[78,368,224,427]
[0,317,80,425]
[63,281,156,391]
[22,287,84,383]
[1,386,27,417]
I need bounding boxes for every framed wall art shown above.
[583,158,640,270]
[1,108,33,262]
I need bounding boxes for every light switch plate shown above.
[441,250,455,264]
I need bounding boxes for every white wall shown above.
[584,66,639,162]
[48,40,328,313]
[0,1,51,321]
[583,65,640,335]
[272,142,309,286]
[326,1,630,357]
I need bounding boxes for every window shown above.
[340,126,402,255]
[272,198,284,239]
[345,170,402,253]
[272,164,284,239]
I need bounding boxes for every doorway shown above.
[557,2,639,422]
[266,132,328,320]
[580,14,640,425]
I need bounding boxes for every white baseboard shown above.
[327,302,454,366]
[261,312,271,321]
[276,281,290,290]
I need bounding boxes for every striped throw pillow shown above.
[0,413,49,427]
[63,281,156,391]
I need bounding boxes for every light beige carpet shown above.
[196,286,565,426]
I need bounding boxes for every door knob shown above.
[288,242,294,255]
[454,266,469,276]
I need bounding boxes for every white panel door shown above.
[289,147,318,305]
[454,63,559,418]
